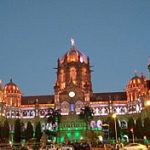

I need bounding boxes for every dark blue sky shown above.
[0,0,150,96]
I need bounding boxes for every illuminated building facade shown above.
[0,39,150,142]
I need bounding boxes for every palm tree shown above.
[135,117,143,140]
[35,121,42,142]
[45,108,61,142]
[14,119,21,143]
[46,108,61,126]
[128,117,135,142]
[25,121,34,141]
[106,115,120,141]
[79,105,94,140]
[2,119,9,143]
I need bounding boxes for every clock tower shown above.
[54,39,93,115]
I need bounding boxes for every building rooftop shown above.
[21,95,54,105]
[91,92,127,102]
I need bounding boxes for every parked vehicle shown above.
[61,145,74,150]
[124,143,148,150]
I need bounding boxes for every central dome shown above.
[60,39,88,64]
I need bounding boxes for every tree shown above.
[79,105,94,139]
[0,124,2,142]
[107,116,115,139]
[106,115,120,140]
[144,117,150,139]
[135,117,143,139]
[20,122,26,140]
[46,108,61,125]
[14,119,21,143]
[128,117,135,141]
[25,121,33,141]
[79,105,94,126]
[45,108,61,142]
[2,119,9,142]
[35,121,42,142]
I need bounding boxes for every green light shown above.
[60,136,64,143]
[67,132,71,138]
[74,132,80,139]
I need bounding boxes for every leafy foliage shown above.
[45,108,61,141]
[2,119,9,142]
[20,122,26,140]
[143,117,150,139]
[106,115,120,139]
[79,105,94,124]
[0,125,1,140]
[135,117,143,139]
[46,108,61,125]
[35,121,42,142]
[45,130,57,141]
[128,117,135,140]
[14,119,21,143]
[25,121,33,141]
[79,105,94,140]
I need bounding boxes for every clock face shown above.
[69,91,75,98]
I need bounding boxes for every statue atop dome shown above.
[71,38,75,47]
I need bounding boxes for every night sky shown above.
[0,0,150,96]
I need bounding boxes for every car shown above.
[61,145,74,150]
[124,143,148,150]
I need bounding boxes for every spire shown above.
[70,38,76,47]
[10,78,13,83]
[141,72,145,81]
[148,57,150,71]
[134,70,138,77]
[148,57,150,79]
[141,72,144,77]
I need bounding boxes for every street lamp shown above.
[130,128,135,143]
[112,113,117,143]
[144,99,150,107]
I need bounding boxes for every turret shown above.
[4,79,22,107]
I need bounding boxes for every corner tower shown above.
[4,79,22,107]
[54,39,92,115]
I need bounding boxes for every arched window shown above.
[59,69,65,82]
[70,67,76,83]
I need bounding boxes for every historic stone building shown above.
[0,39,150,142]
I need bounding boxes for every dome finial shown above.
[148,57,150,69]
[134,70,138,77]
[71,38,75,47]
[10,78,13,83]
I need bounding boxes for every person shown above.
[39,143,47,150]
[115,142,124,150]
[119,143,124,150]
[115,143,120,150]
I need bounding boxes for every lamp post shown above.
[130,128,135,143]
[144,98,150,118]
[112,113,117,143]
[144,99,150,107]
